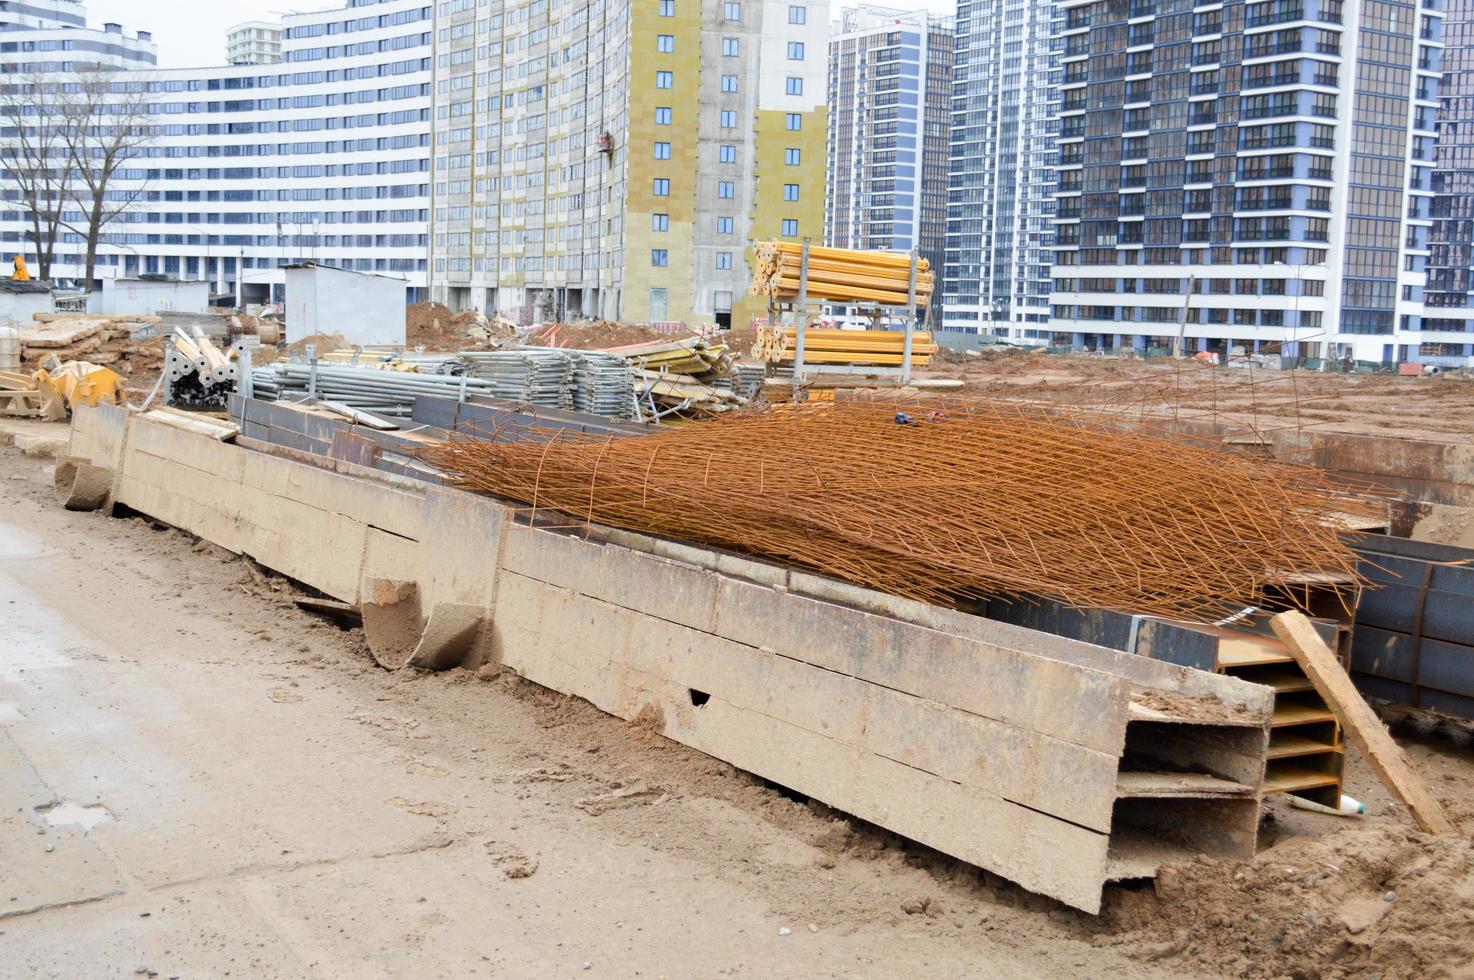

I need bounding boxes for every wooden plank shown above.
[1263,764,1343,795]
[1114,772,1255,798]
[1267,732,1344,761]
[1272,702,1338,727]
[1271,611,1455,835]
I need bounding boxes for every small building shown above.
[284,264,406,347]
[94,277,210,316]
[0,280,54,323]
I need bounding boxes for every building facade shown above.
[1424,0,1474,363]
[0,0,156,72]
[427,0,828,328]
[1047,0,1455,365]
[942,0,1058,344]
[0,0,432,300]
[226,20,284,66]
[826,4,953,317]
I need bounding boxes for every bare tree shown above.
[60,69,153,288]
[0,73,74,280]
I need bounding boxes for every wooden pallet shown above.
[1212,627,1346,807]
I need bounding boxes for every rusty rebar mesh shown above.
[420,398,1383,622]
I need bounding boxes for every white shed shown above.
[0,281,53,322]
[284,264,406,347]
[94,277,210,316]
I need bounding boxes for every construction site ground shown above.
[4,435,1474,979]
[920,348,1474,445]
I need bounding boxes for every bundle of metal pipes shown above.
[168,327,236,408]
[461,350,576,408]
[570,351,637,419]
[250,362,500,417]
[748,241,935,307]
[422,398,1378,621]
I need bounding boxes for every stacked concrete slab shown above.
[65,404,1275,913]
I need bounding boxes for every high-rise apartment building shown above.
[0,0,430,299]
[826,4,953,316]
[1424,0,1474,363]
[1048,0,1452,365]
[942,0,1058,344]
[226,21,284,66]
[428,0,828,328]
[0,0,156,73]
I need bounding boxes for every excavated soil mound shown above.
[528,321,695,350]
[1094,822,1474,979]
[405,302,512,350]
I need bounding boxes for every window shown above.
[656,71,673,88]
[724,2,740,19]
[783,183,799,201]
[657,34,674,52]
[784,148,801,165]
[785,77,803,95]
[785,113,801,130]
[651,249,669,267]
[787,41,805,60]
[788,4,806,23]
[654,141,670,159]
[653,178,670,196]
[721,110,737,128]
[781,218,798,236]
[652,213,669,232]
[718,180,734,198]
[716,252,732,270]
[719,144,736,163]
[650,287,668,319]
[721,74,738,92]
[655,106,672,124]
[717,216,734,234]
[659,0,674,14]
[722,37,739,56]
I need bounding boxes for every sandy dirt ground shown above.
[3,437,1474,978]
[919,349,1474,446]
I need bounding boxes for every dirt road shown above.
[0,443,1162,979]
[5,436,1474,979]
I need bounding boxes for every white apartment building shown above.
[0,0,432,302]
[226,20,284,67]
[428,0,830,328]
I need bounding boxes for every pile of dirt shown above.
[527,321,694,350]
[1094,821,1474,978]
[405,302,513,351]
[286,332,351,353]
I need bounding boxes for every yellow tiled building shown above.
[430,0,827,329]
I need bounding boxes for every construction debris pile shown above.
[423,398,1377,620]
[748,241,935,308]
[610,336,750,418]
[167,327,240,408]
[751,325,939,367]
[247,338,756,422]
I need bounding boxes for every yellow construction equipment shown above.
[32,360,124,418]
[11,255,30,281]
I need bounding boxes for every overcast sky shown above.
[88,0,956,69]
